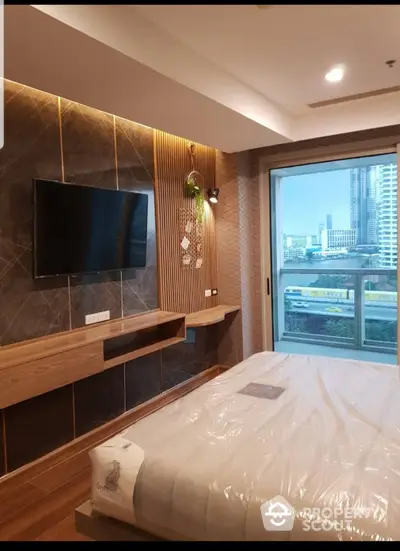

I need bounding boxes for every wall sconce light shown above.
[207,188,220,204]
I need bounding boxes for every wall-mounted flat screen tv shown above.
[33,179,148,278]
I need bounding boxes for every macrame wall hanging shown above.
[180,143,204,269]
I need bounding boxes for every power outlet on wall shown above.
[205,289,212,298]
[184,328,196,344]
[85,313,98,325]
[85,310,111,325]
[97,310,111,322]
[211,289,218,296]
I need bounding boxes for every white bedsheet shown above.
[90,351,400,541]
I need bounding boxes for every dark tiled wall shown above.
[0,80,158,346]
[161,327,218,390]
[0,83,69,344]
[126,353,162,410]
[116,116,158,316]
[0,326,217,475]
[4,386,74,473]
[74,366,125,438]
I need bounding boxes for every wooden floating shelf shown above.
[0,310,185,370]
[104,336,186,370]
[186,305,241,328]
[0,305,240,410]
[0,309,186,409]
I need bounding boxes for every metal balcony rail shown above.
[275,268,397,356]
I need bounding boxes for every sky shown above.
[280,169,351,235]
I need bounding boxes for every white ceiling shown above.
[5,5,400,152]
[134,5,400,115]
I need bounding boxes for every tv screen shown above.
[33,179,148,278]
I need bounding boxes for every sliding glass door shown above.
[269,153,398,364]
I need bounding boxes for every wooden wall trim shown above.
[259,154,273,352]
[259,144,396,171]
[255,126,400,168]
[152,128,163,309]
[155,131,218,313]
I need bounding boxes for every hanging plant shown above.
[185,170,204,223]
[194,187,204,223]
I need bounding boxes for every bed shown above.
[83,351,400,541]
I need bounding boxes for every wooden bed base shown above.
[75,500,165,541]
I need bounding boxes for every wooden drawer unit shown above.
[0,342,103,409]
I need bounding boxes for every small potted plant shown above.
[185,170,204,223]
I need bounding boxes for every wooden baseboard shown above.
[216,365,231,372]
[0,365,221,494]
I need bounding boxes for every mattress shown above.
[90,351,400,541]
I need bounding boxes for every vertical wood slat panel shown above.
[155,130,218,313]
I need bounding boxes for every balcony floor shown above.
[275,340,397,365]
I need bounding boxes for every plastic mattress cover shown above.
[90,351,400,541]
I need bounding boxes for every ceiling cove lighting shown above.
[207,188,220,204]
[325,66,344,83]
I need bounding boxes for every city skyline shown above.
[280,163,396,235]
[281,169,351,235]
[277,157,397,269]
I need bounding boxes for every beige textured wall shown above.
[215,150,263,360]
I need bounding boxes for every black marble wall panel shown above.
[125,352,162,410]
[4,385,74,472]
[0,81,70,346]
[115,117,158,316]
[74,365,125,437]
[161,366,193,392]
[60,99,122,329]
[60,99,117,190]
[0,81,159,344]
[69,272,122,330]
[161,327,218,391]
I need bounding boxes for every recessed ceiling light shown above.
[325,66,344,83]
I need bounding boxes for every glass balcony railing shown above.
[275,268,397,357]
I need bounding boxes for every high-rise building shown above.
[326,214,333,230]
[318,223,324,243]
[350,167,377,245]
[321,229,356,250]
[283,234,318,249]
[377,164,397,268]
